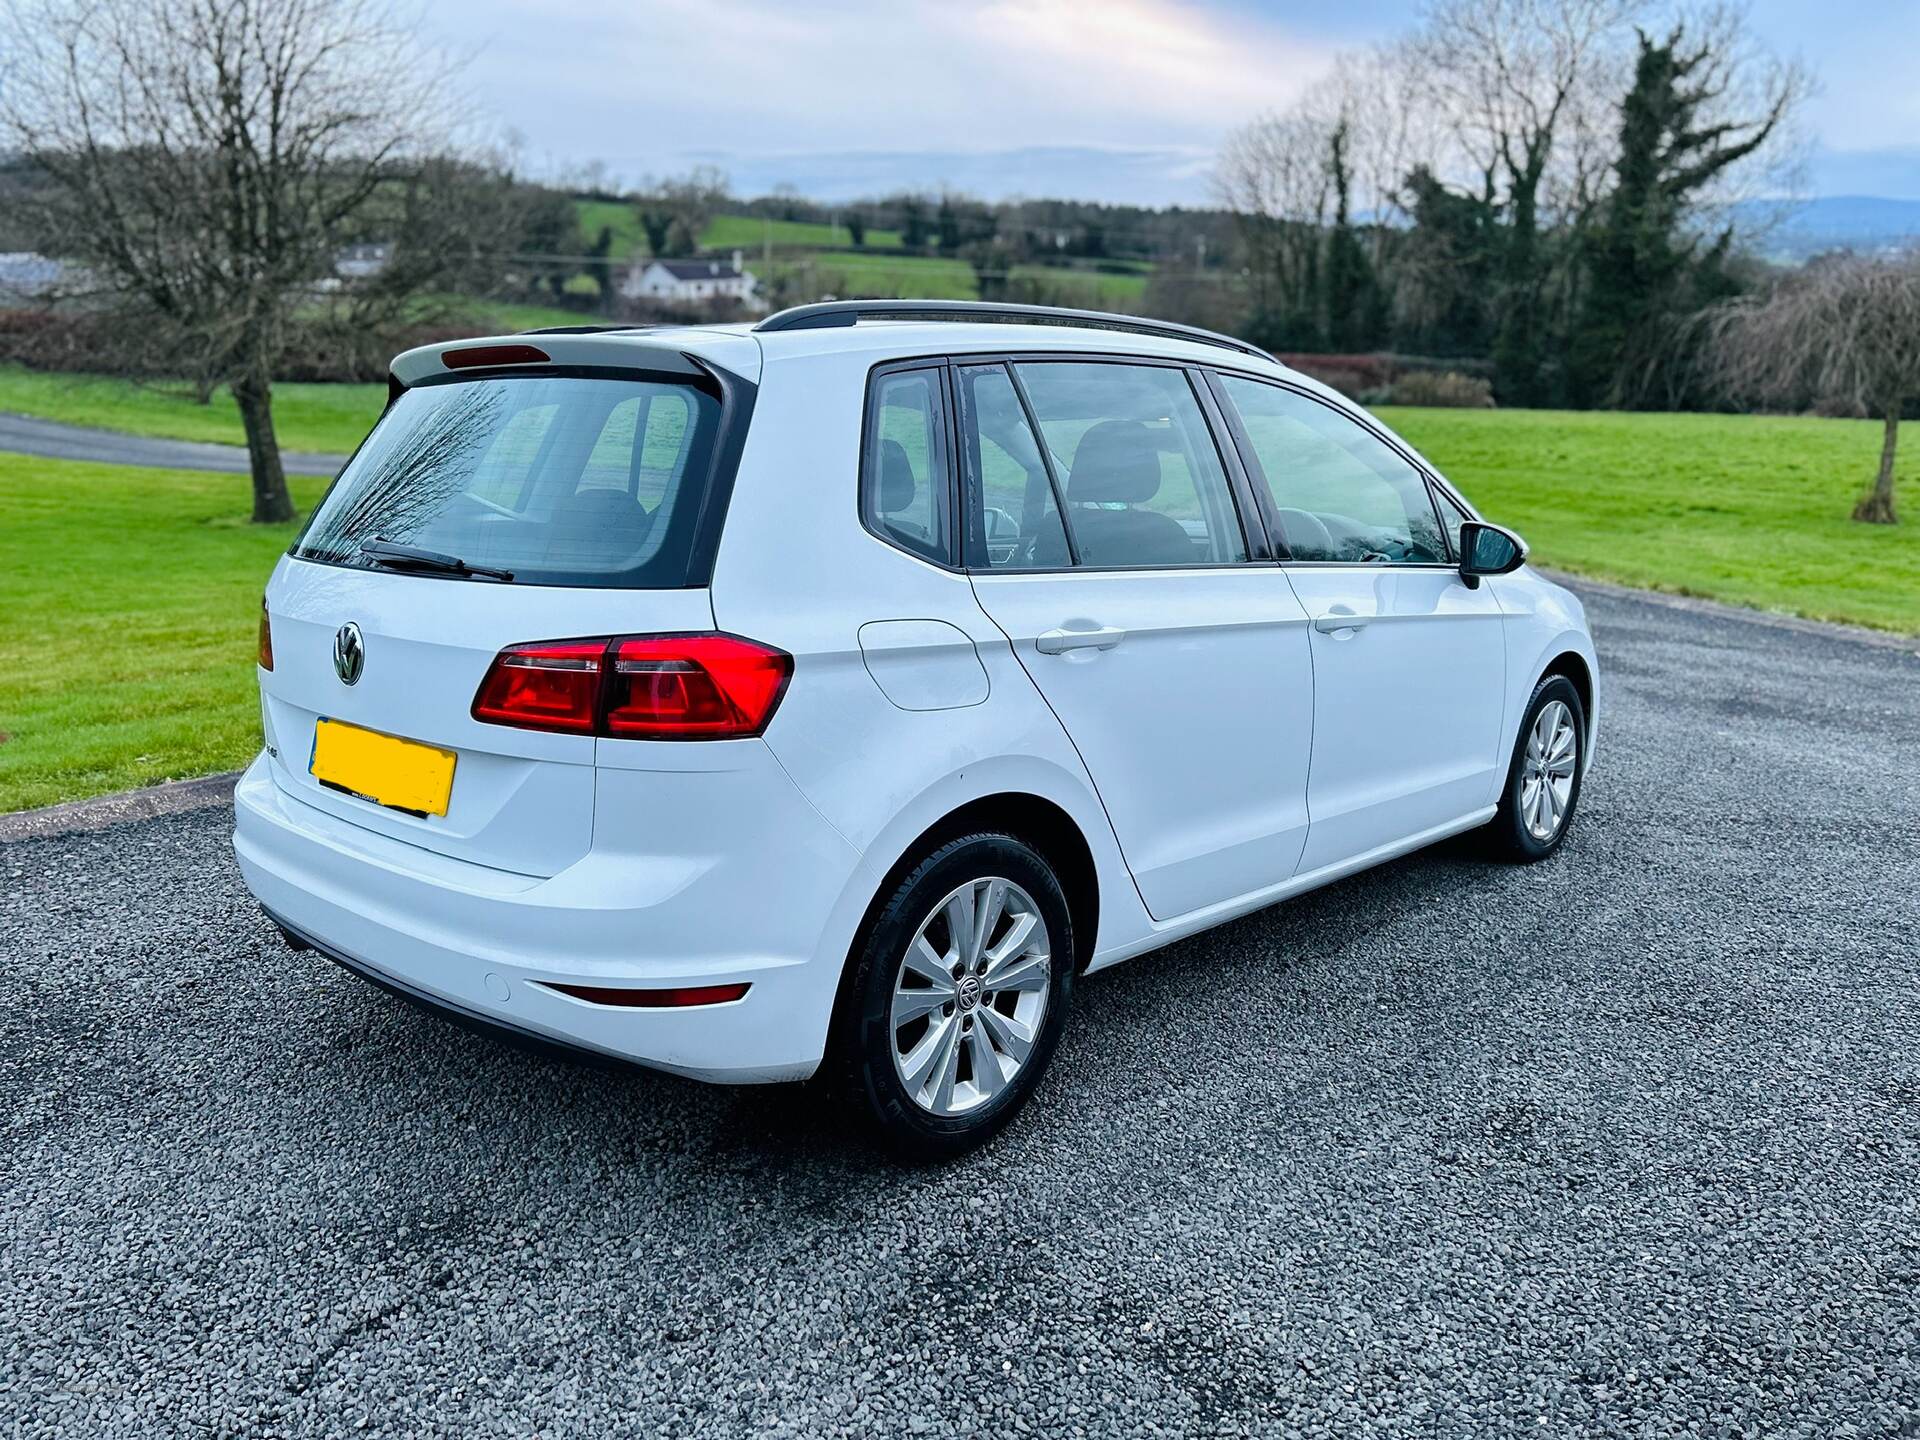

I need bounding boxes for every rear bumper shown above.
[231,752,868,1083]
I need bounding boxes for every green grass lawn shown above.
[1377,406,1919,634]
[0,454,325,810]
[1,399,1915,811]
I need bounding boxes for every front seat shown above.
[1063,420,1194,567]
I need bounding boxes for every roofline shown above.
[754,299,1273,362]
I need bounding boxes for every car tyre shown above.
[1485,674,1587,863]
[832,833,1073,1159]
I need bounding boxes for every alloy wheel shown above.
[1518,699,1578,842]
[889,877,1052,1116]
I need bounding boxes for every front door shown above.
[1211,373,1508,874]
[957,358,1315,921]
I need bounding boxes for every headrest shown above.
[878,439,917,514]
[1067,420,1161,505]
[1275,506,1334,558]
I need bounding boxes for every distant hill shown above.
[1730,195,1920,259]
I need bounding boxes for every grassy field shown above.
[569,201,1140,305]
[1,393,1915,811]
[702,213,905,252]
[0,455,324,810]
[573,200,907,261]
[769,251,980,300]
[763,253,1149,307]
[1379,406,1919,634]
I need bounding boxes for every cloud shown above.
[433,0,1338,190]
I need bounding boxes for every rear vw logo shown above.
[333,622,365,686]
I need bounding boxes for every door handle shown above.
[1036,625,1126,654]
[1312,609,1373,635]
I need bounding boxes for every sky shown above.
[422,0,1920,207]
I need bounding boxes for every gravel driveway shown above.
[4,585,1917,1438]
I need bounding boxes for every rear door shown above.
[1210,373,1507,873]
[959,357,1315,921]
[262,366,735,876]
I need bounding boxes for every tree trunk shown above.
[233,370,295,524]
[1853,409,1899,524]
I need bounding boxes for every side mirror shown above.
[1458,520,1527,587]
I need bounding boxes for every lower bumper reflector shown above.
[538,981,751,1008]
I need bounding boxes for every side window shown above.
[1216,375,1446,565]
[467,402,558,510]
[576,391,693,505]
[861,367,952,564]
[1013,361,1249,568]
[955,363,1072,568]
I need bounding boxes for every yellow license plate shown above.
[310,719,456,817]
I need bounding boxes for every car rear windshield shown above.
[293,373,726,588]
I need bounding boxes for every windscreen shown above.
[293,373,725,588]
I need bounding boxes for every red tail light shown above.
[470,639,606,734]
[605,635,792,738]
[471,634,791,740]
[258,597,274,671]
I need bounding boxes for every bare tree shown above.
[0,0,462,522]
[1706,251,1920,523]
[632,167,732,260]
[1214,112,1335,338]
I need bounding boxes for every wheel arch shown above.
[851,792,1101,975]
[1540,649,1595,737]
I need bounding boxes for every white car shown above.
[235,301,1597,1155]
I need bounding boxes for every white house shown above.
[620,250,761,309]
[333,243,392,280]
[0,252,72,301]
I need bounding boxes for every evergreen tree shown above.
[1570,27,1788,408]
[1396,166,1500,358]
[1323,122,1379,352]
[900,196,929,250]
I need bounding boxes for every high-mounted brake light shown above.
[257,597,274,671]
[440,343,550,370]
[471,634,792,740]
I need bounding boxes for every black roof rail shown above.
[752,300,1273,361]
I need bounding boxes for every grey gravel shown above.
[3,585,1918,1438]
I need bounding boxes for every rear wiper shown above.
[358,539,513,582]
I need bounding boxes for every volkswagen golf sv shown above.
[235,300,1597,1156]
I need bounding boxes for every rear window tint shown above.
[293,375,722,588]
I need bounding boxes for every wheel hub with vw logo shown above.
[887,876,1052,1117]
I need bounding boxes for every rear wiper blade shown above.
[358,539,513,582]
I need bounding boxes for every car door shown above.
[959,356,1315,921]
[1210,372,1508,875]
